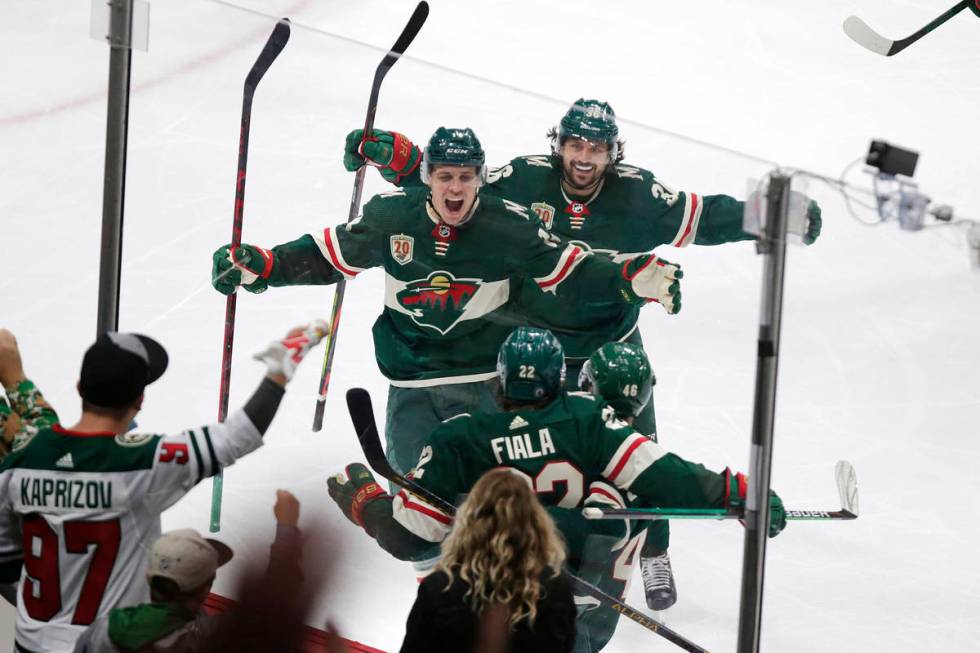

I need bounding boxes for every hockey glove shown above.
[621,254,683,314]
[211,244,277,295]
[803,200,822,246]
[253,320,329,382]
[343,128,421,184]
[327,463,392,529]
[723,468,786,538]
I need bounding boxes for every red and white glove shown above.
[621,254,683,314]
[253,320,329,382]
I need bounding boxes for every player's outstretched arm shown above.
[211,237,346,295]
[211,201,394,297]
[594,409,784,536]
[344,128,422,186]
[327,463,441,562]
[515,218,684,315]
[690,195,821,247]
[146,322,328,510]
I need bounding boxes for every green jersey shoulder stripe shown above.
[1,427,160,474]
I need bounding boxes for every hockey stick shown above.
[582,460,858,522]
[311,1,430,432]
[345,387,711,653]
[210,19,291,533]
[843,0,974,56]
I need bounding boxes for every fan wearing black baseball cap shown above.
[0,320,328,653]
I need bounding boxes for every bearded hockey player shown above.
[343,99,821,609]
[211,126,682,532]
[327,327,786,651]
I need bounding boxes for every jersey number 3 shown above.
[21,515,121,624]
[510,461,584,509]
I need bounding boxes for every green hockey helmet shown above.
[551,99,620,163]
[579,342,655,417]
[497,327,566,402]
[422,126,487,185]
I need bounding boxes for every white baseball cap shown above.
[147,529,233,593]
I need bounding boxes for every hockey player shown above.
[327,327,786,651]
[211,126,682,491]
[576,341,672,609]
[342,99,821,609]
[0,321,327,652]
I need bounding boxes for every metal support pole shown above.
[96,0,135,335]
[736,172,791,653]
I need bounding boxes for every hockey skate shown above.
[640,550,677,611]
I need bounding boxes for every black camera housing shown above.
[866,140,919,177]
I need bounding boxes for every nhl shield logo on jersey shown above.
[564,201,591,230]
[395,271,481,335]
[390,234,414,265]
[531,202,556,230]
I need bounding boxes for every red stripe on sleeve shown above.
[676,193,699,246]
[397,490,453,525]
[538,247,581,289]
[322,228,360,277]
[589,486,623,508]
[607,437,646,483]
[257,247,274,278]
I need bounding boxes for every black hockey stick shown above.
[210,19,291,533]
[311,2,430,432]
[582,461,858,522]
[345,387,711,653]
[843,0,974,56]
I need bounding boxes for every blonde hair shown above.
[437,469,566,629]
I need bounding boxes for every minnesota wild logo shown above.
[396,271,481,334]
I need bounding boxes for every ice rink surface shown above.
[3,1,979,650]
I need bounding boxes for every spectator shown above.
[0,329,59,606]
[399,469,576,653]
[0,328,59,456]
[0,321,327,652]
[74,490,306,653]
[72,529,233,653]
[202,489,326,652]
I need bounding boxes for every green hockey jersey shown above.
[267,187,641,386]
[366,392,725,554]
[394,155,750,358]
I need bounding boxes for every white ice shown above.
[3,1,979,651]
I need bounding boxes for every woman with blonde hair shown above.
[399,468,576,653]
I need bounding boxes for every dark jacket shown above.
[400,568,576,653]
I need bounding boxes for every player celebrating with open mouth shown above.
[342,99,822,611]
[211,126,683,577]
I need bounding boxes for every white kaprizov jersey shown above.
[0,409,262,653]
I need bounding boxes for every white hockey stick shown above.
[843,0,972,57]
[582,460,859,521]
